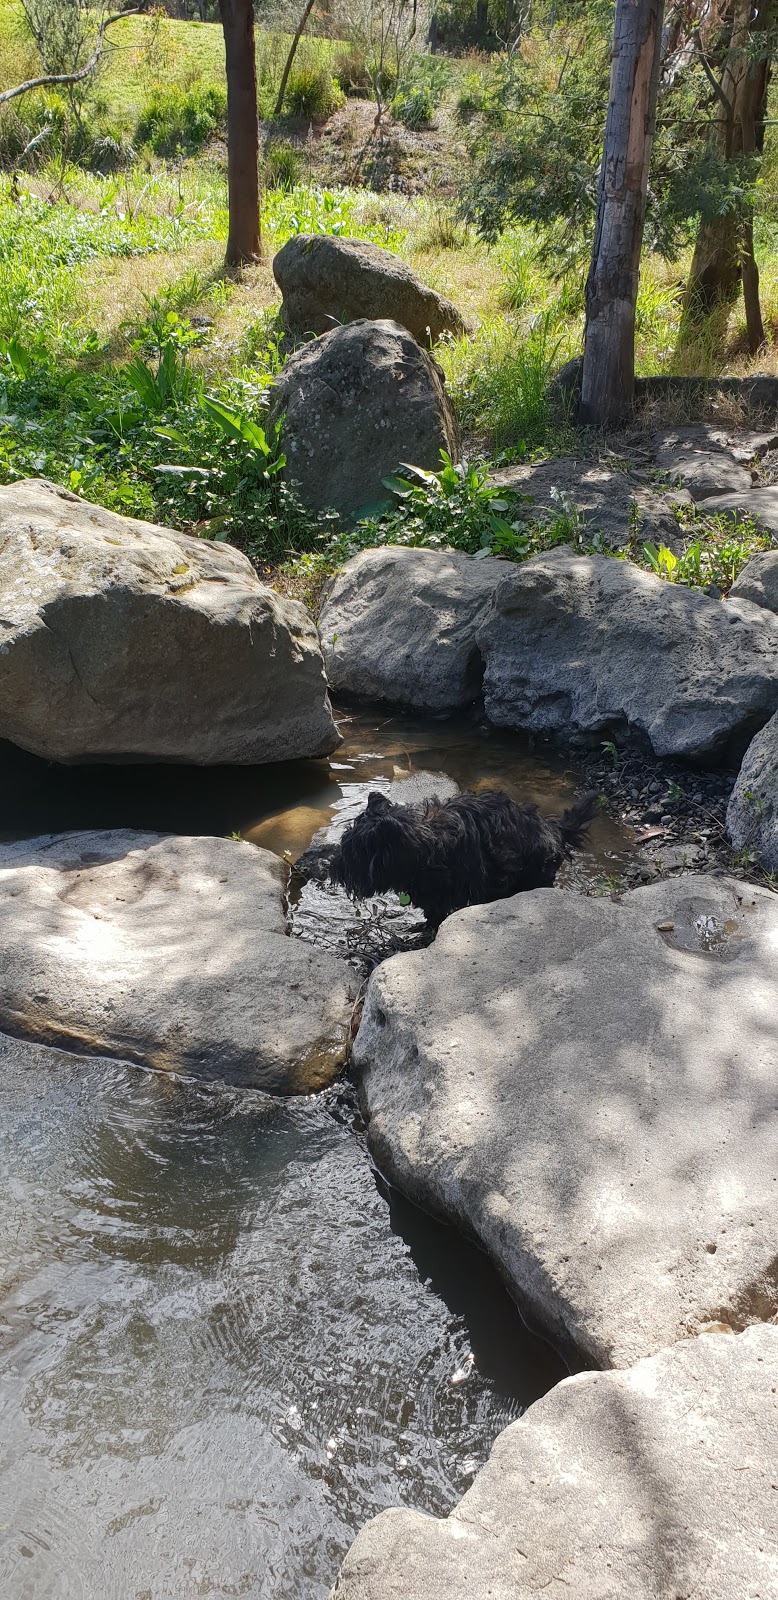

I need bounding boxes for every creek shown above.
[0,708,637,1599]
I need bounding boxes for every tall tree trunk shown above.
[580,0,664,424]
[274,0,317,117]
[219,0,261,267]
[683,0,773,350]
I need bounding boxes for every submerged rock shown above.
[0,478,338,764]
[0,831,357,1093]
[269,320,458,518]
[726,711,778,871]
[319,547,499,712]
[353,874,778,1367]
[331,1325,778,1600]
[273,234,468,346]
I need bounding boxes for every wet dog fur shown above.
[325,788,600,929]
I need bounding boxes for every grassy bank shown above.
[1,0,777,604]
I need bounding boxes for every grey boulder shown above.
[652,435,753,499]
[0,831,357,1092]
[479,547,778,760]
[490,456,689,548]
[0,478,338,763]
[726,711,778,871]
[321,544,778,759]
[319,547,499,711]
[331,1325,778,1600]
[703,484,778,537]
[273,234,468,346]
[269,320,458,518]
[730,548,778,613]
[353,874,778,1367]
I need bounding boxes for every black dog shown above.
[325,788,600,929]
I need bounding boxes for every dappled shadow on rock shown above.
[353,873,778,1368]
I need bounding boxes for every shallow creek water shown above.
[0,709,636,1599]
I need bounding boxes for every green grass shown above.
[0,6,344,129]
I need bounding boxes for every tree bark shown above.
[219,0,261,267]
[580,0,664,425]
[274,0,317,117]
[683,0,773,350]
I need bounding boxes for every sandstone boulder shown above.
[331,1326,778,1600]
[269,320,458,517]
[730,548,778,613]
[0,479,338,764]
[0,831,357,1092]
[479,547,778,760]
[726,711,778,871]
[353,875,778,1367]
[273,234,468,347]
[319,547,499,711]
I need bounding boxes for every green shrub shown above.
[135,83,227,157]
[285,66,343,121]
[332,44,371,96]
[392,57,449,127]
[454,71,487,124]
[440,312,569,452]
[265,141,303,190]
[391,83,434,129]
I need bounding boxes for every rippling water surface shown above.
[0,708,633,1599]
[0,1040,565,1600]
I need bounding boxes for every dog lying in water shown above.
[302,787,600,930]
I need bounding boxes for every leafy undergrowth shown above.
[0,165,774,588]
[276,454,771,615]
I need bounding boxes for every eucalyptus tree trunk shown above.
[683,0,773,353]
[580,0,664,425]
[219,0,261,266]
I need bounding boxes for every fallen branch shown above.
[0,3,148,108]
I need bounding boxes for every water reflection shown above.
[0,1039,565,1600]
[0,708,634,890]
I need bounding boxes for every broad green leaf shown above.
[202,395,270,453]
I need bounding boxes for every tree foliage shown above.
[459,1,775,272]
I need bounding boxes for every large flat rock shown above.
[703,485,778,537]
[331,1325,778,1600]
[353,875,778,1367]
[0,831,357,1092]
[321,545,778,759]
[319,547,499,712]
[490,456,690,548]
[0,478,338,763]
[479,548,778,760]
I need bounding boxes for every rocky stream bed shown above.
[0,467,777,1599]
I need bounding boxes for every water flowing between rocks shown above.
[0,709,639,1599]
